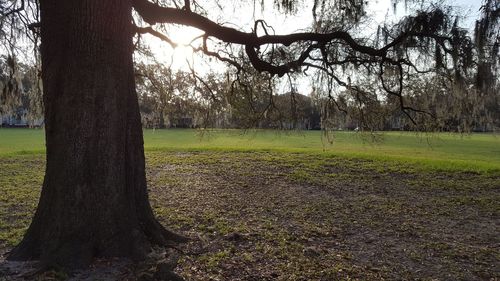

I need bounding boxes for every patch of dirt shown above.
[147,151,499,281]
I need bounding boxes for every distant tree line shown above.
[1,55,498,132]
[134,62,499,132]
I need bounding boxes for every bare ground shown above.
[1,151,499,280]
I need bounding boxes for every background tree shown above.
[0,55,42,126]
[0,0,497,271]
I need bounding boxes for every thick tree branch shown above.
[132,0,383,55]
[132,0,455,79]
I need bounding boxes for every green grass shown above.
[0,128,499,172]
[0,128,46,155]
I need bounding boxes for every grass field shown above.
[0,128,499,172]
[0,128,499,280]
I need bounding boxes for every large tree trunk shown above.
[8,0,184,269]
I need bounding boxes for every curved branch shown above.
[132,0,383,55]
[245,44,318,76]
[195,36,242,71]
[132,0,455,79]
[134,25,178,48]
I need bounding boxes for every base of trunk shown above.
[8,212,187,269]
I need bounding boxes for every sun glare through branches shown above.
[142,25,204,71]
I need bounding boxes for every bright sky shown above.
[141,0,483,94]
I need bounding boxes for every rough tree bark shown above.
[8,0,184,268]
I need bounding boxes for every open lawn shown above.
[1,128,499,172]
[0,128,499,280]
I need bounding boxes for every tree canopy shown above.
[1,0,499,131]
